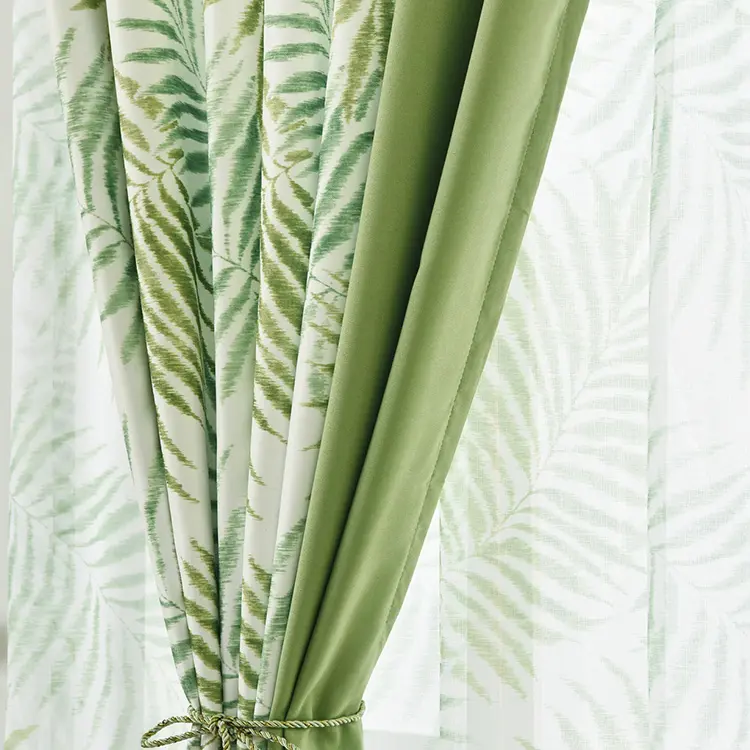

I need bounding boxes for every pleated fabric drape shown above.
[10,0,586,747]
[272,1,588,747]
[47,0,394,743]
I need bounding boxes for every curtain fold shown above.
[204,0,263,716]
[238,0,327,715]
[273,1,589,748]
[255,0,395,719]
[10,3,186,746]
[48,0,204,713]
[107,0,222,719]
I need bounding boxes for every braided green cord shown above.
[141,702,366,750]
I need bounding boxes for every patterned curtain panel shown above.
[10,0,394,746]
[10,5,175,748]
[10,0,588,743]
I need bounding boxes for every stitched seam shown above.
[384,0,576,633]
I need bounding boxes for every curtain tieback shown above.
[141,701,366,750]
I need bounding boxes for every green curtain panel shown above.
[273,1,589,747]
[8,0,587,748]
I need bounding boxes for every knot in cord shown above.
[141,702,366,750]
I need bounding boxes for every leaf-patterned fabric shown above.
[10,0,393,744]
[9,0,588,742]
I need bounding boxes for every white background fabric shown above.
[0,0,11,736]
[0,3,13,736]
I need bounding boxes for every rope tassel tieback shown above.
[142,702,366,750]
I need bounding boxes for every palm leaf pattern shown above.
[237,0,332,716]
[109,0,221,713]
[9,3,183,745]
[11,0,395,744]
[238,0,395,718]
[647,1,750,747]
[252,0,394,718]
[18,0,750,748]
[205,0,263,716]
[439,163,649,746]
[432,2,653,745]
[49,0,207,714]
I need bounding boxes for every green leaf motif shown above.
[238,0,263,40]
[72,0,105,9]
[4,726,39,750]
[116,18,182,45]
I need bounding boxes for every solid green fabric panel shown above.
[272,0,485,734]
[273,0,589,747]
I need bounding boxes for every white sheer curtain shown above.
[1,0,11,736]
[373,0,750,748]
[8,0,750,748]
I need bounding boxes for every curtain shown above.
[9,0,586,747]
[12,1,749,750]
[34,0,398,744]
[373,1,750,747]
[10,0,396,744]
